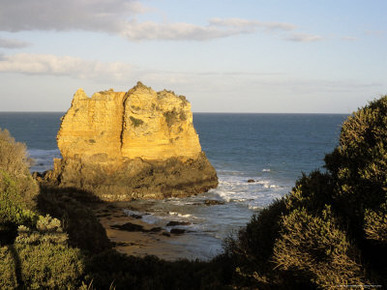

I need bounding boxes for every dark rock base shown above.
[42,153,218,201]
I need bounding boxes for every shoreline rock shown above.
[204,199,225,206]
[43,82,218,201]
[166,221,191,227]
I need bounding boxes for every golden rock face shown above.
[57,82,202,161]
[48,82,218,200]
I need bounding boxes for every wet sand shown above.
[91,202,208,261]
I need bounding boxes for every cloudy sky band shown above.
[0,0,385,113]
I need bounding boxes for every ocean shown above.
[0,112,348,260]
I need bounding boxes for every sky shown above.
[0,0,386,113]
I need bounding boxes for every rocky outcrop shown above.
[45,82,218,200]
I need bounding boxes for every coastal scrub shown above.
[0,128,85,288]
[224,95,387,288]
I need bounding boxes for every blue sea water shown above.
[0,112,347,260]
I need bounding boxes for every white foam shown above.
[141,214,163,225]
[248,204,262,210]
[167,211,194,219]
[123,209,144,217]
[212,174,285,210]
[125,209,197,226]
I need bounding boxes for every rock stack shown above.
[45,82,218,200]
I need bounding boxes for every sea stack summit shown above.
[46,82,218,200]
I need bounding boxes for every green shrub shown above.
[273,206,367,287]
[37,186,112,253]
[285,171,334,214]
[0,128,38,210]
[225,95,387,288]
[129,116,144,127]
[0,171,38,245]
[0,171,37,227]
[0,215,85,289]
[223,198,287,288]
[0,246,18,289]
[0,129,85,288]
[325,96,387,222]
[225,198,285,267]
[179,111,187,121]
[164,109,179,127]
[85,250,227,289]
[324,96,387,282]
[364,203,387,243]
[0,128,30,176]
[15,240,84,289]
[0,129,39,244]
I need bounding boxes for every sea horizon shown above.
[0,110,350,115]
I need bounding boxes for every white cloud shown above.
[0,53,133,80]
[0,0,144,33]
[341,36,358,41]
[122,21,225,41]
[365,30,385,37]
[209,18,296,31]
[286,33,323,42]
[0,38,31,49]
[121,18,297,41]
[0,0,299,41]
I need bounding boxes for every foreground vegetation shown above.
[224,95,387,288]
[0,129,84,288]
[0,95,386,288]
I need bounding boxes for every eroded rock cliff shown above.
[45,82,218,200]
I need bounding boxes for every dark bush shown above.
[325,97,387,230]
[36,186,112,254]
[0,128,38,211]
[85,250,228,289]
[0,129,85,288]
[273,206,366,286]
[225,95,387,288]
[0,128,39,244]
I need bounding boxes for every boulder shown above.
[170,228,186,235]
[111,222,144,232]
[204,199,225,206]
[166,221,191,227]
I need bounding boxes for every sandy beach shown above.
[91,202,209,261]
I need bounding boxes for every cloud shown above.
[341,36,358,41]
[121,18,297,41]
[0,52,290,93]
[0,0,298,41]
[0,53,133,80]
[286,33,323,42]
[365,30,385,37]
[209,18,296,31]
[122,21,227,41]
[0,38,31,49]
[0,0,145,33]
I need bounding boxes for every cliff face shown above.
[58,83,202,161]
[47,82,218,200]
